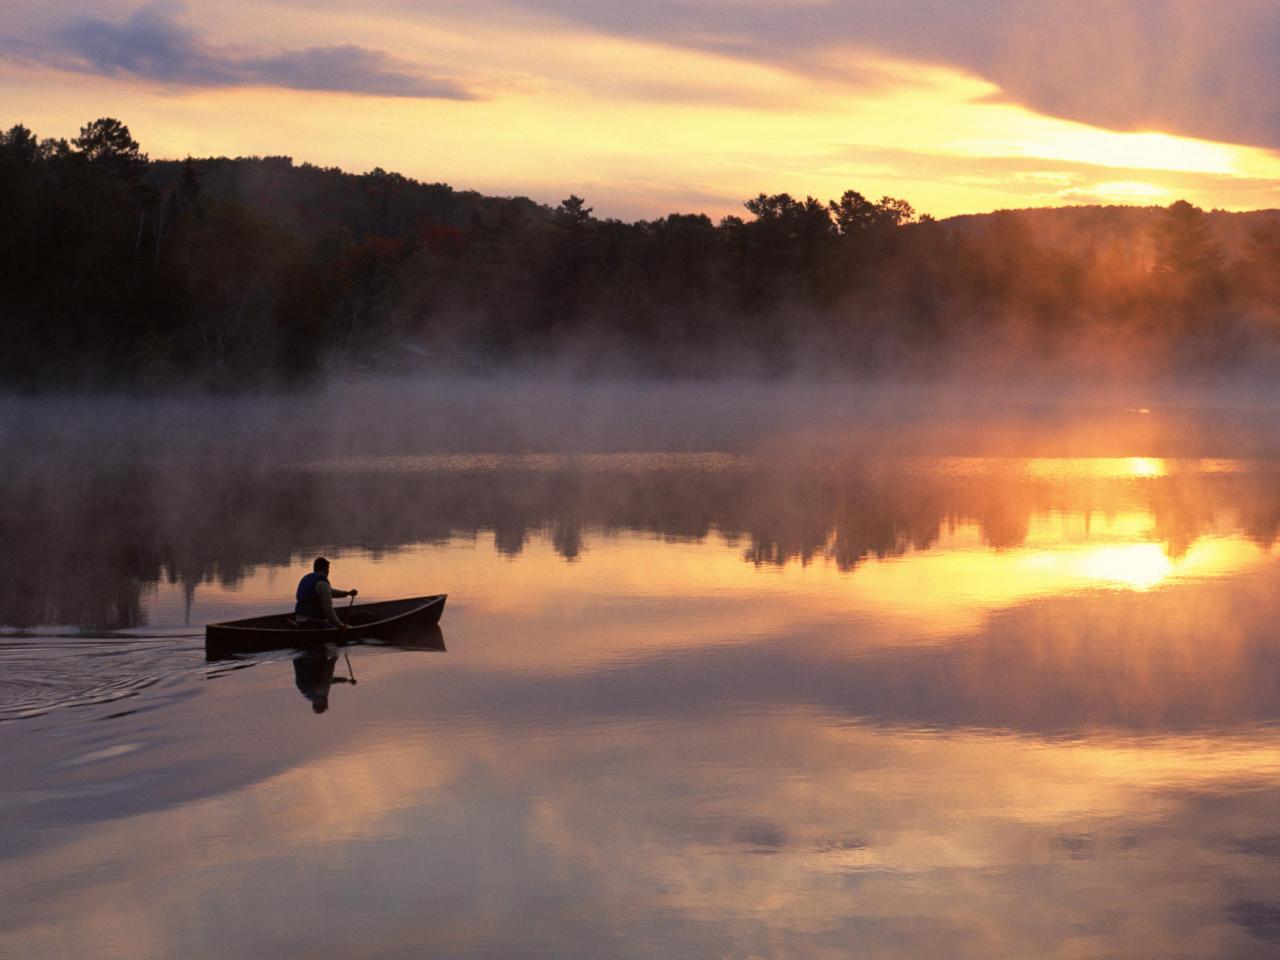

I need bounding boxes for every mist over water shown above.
[3,376,1280,959]
[7,375,1280,635]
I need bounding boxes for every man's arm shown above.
[316,580,342,628]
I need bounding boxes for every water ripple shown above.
[0,634,209,722]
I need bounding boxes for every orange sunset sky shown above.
[4,0,1280,220]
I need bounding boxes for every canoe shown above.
[205,594,446,658]
[206,622,446,662]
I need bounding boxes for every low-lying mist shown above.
[7,376,1280,631]
[9,374,1280,460]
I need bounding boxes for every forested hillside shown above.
[5,118,1280,389]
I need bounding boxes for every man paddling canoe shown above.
[295,556,358,629]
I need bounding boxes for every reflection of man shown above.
[293,647,355,714]
[294,556,358,628]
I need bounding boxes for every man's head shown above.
[313,556,330,573]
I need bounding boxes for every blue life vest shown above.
[295,571,328,619]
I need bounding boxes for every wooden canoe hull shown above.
[205,594,446,658]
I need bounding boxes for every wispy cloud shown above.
[21,2,474,99]
[469,0,1280,150]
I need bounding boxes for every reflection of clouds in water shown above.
[405,566,1280,734]
[1229,901,1280,943]
[1232,836,1280,859]
[15,708,1271,959]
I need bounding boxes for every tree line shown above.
[4,117,1280,388]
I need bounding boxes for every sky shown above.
[4,0,1280,220]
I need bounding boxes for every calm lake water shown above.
[3,381,1280,959]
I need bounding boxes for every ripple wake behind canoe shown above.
[0,635,207,722]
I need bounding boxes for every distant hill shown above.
[942,204,1280,263]
[147,156,553,240]
[150,159,1280,254]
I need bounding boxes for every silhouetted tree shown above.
[829,191,914,236]
[72,118,148,181]
[0,124,38,164]
[556,195,593,224]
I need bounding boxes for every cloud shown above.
[475,0,1280,150]
[32,2,473,99]
[12,0,1280,146]
[246,44,467,98]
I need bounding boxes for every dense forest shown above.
[4,117,1280,388]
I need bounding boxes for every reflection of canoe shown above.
[362,623,446,654]
[205,595,446,658]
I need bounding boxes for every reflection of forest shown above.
[6,446,1280,630]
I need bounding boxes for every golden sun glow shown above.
[1022,457,1170,480]
[967,125,1238,176]
[1084,181,1171,203]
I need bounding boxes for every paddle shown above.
[340,591,357,636]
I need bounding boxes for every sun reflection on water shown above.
[1023,456,1169,480]
[1076,542,1174,590]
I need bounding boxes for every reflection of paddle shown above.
[341,593,358,683]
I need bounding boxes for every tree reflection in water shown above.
[5,435,1280,632]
